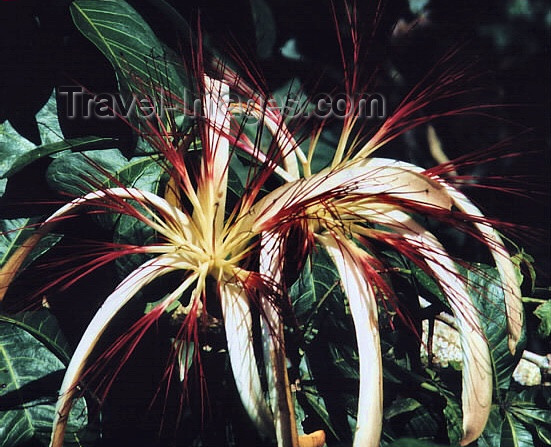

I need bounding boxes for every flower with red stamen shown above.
[0,4,529,447]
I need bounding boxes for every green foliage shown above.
[478,388,551,447]
[0,1,548,446]
[534,300,551,337]
[463,264,522,391]
[0,90,115,195]
[47,148,165,277]
[0,311,91,447]
[70,0,188,100]
[0,218,62,276]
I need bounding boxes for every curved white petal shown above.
[249,158,451,233]
[50,254,187,447]
[372,209,492,445]
[320,235,383,447]
[0,187,191,302]
[362,157,522,353]
[219,279,275,439]
[441,186,522,353]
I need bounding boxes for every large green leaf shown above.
[0,90,116,189]
[477,389,549,447]
[463,264,522,391]
[289,245,347,344]
[70,0,188,100]
[46,148,162,198]
[0,218,63,275]
[2,137,117,181]
[295,353,338,439]
[0,310,90,446]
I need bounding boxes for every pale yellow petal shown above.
[321,234,383,447]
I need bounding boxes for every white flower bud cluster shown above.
[421,319,462,368]
[421,318,542,386]
[512,358,542,386]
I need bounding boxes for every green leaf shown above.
[0,311,72,365]
[431,377,463,444]
[478,389,549,447]
[144,295,181,315]
[534,300,551,337]
[0,92,60,182]
[70,0,188,100]
[463,263,522,391]
[110,157,165,277]
[0,310,90,446]
[289,246,346,343]
[0,87,118,190]
[0,218,63,274]
[47,148,164,198]
[1,136,117,180]
[296,354,338,439]
[47,148,130,197]
[511,249,536,294]
[47,148,165,278]
[384,397,422,420]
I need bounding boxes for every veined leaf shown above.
[47,148,165,278]
[0,310,90,446]
[0,91,115,191]
[0,91,61,158]
[463,263,523,391]
[478,388,551,447]
[289,246,347,344]
[296,353,338,439]
[384,397,422,420]
[0,218,62,275]
[70,0,188,100]
[1,136,117,180]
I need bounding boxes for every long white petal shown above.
[50,254,186,447]
[219,279,275,438]
[249,158,451,233]
[203,75,230,235]
[0,187,191,302]
[320,235,383,447]
[362,157,522,353]
[442,186,522,353]
[372,209,492,445]
[259,233,299,447]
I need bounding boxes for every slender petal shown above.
[370,209,492,445]
[250,158,451,233]
[0,187,191,302]
[320,234,383,447]
[259,233,299,447]
[441,185,522,354]
[202,75,230,236]
[50,254,188,447]
[363,158,523,353]
[219,278,275,438]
